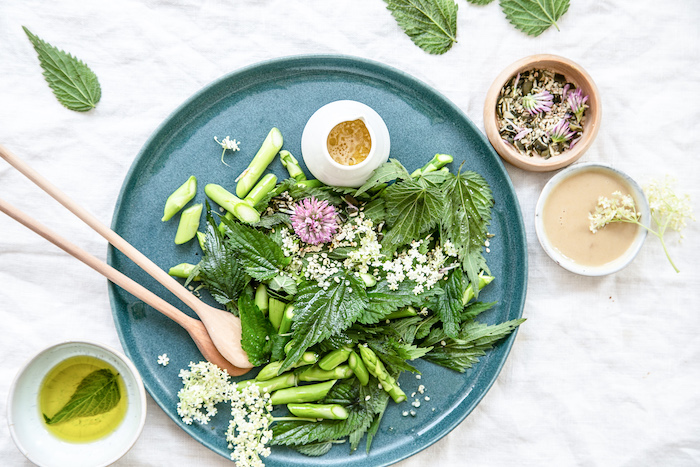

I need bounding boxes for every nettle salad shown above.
[161,127,524,465]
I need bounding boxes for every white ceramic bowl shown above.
[7,341,147,467]
[301,100,390,187]
[535,162,650,276]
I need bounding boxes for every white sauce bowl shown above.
[7,341,147,467]
[535,162,650,276]
[301,100,390,187]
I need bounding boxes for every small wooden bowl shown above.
[484,54,601,172]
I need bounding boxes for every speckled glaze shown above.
[108,55,528,467]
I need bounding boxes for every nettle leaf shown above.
[466,0,495,4]
[384,0,459,55]
[499,0,570,37]
[281,273,368,372]
[23,27,101,111]
[197,212,250,311]
[422,318,525,372]
[222,217,289,281]
[355,159,411,197]
[43,369,120,424]
[441,169,493,293]
[429,267,465,338]
[238,294,273,366]
[360,277,442,324]
[381,177,444,253]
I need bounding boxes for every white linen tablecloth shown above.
[1,1,699,466]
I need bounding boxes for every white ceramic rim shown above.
[7,340,147,467]
[534,162,650,276]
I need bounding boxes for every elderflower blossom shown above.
[588,178,694,273]
[226,383,273,467]
[157,353,170,366]
[214,136,241,167]
[176,362,232,425]
[381,239,450,294]
[304,253,342,288]
[644,176,695,235]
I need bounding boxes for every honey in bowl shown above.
[326,119,372,166]
[39,355,128,443]
[542,167,639,267]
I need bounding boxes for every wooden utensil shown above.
[0,144,253,371]
[0,197,249,376]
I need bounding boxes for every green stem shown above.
[162,175,197,221]
[287,403,349,420]
[236,127,284,198]
[279,150,307,181]
[298,365,353,382]
[244,173,277,207]
[174,203,202,244]
[270,380,337,405]
[318,347,352,371]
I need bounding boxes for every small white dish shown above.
[7,341,147,467]
[301,100,390,187]
[535,162,650,276]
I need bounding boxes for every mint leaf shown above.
[23,27,101,112]
[281,273,368,372]
[238,294,273,366]
[384,0,458,55]
[222,217,289,281]
[441,169,493,295]
[43,369,120,425]
[422,318,525,372]
[381,177,444,253]
[197,210,250,311]
[354,159,411,197]
[499,0,570,36]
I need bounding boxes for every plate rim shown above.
[107,53,528,466]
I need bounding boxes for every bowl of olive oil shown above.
[8,341,147,467]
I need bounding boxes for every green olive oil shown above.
[39,355,128,442]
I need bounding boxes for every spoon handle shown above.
[0,196,247,376]
[0,144,205,315]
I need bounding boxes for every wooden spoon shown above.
[0,144,253,370]
[0,197,249,376]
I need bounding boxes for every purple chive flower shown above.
[567,88,589,122]
[521,90,553,115]
[514,127,532,141]
[291,197,339,244]
[549,119,576,144]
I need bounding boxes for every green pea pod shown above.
[162,175,197,221]
[174,203,203,244]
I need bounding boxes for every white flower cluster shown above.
[176,361,232,425]
[336,216,384,273]
[279,227,300,257]
[176,362,274,467]
[226,383,273,467]
[588,191,640,233]
[644,176,695,236]
[304,253,341,289]
[157,353,170,366]
[214,135,241,151]
[380,239,457,294]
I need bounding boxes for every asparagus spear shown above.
[384,306,418,320]
[317,346,352,371]
[243,173,277,207]
[279,150,307,181]
[348,350,370,386]
[270,380,337,405]
[174,203,203,244]
[256,352,319,381]
[298,365,353,382]
[410,153,453,178]
[205,183,261,224]
[278,304,295,335]
[237,372,297,393]
[358,345,406,403]
[254,283,269,316]
[236,127,283,198]
[287,403,349,420]
[268,297,286,331]
[168,262,199,280]
[162,175,197,221]
[462,273,495,305]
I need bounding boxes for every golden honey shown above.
[326,119,372,166]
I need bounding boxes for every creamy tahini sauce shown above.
[542,168,639,266]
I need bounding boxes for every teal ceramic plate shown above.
[108,55,527,466]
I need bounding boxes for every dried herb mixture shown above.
[497,68,588,159]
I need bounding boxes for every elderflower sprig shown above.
[214,136,241,167]
[589,177,694,273]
